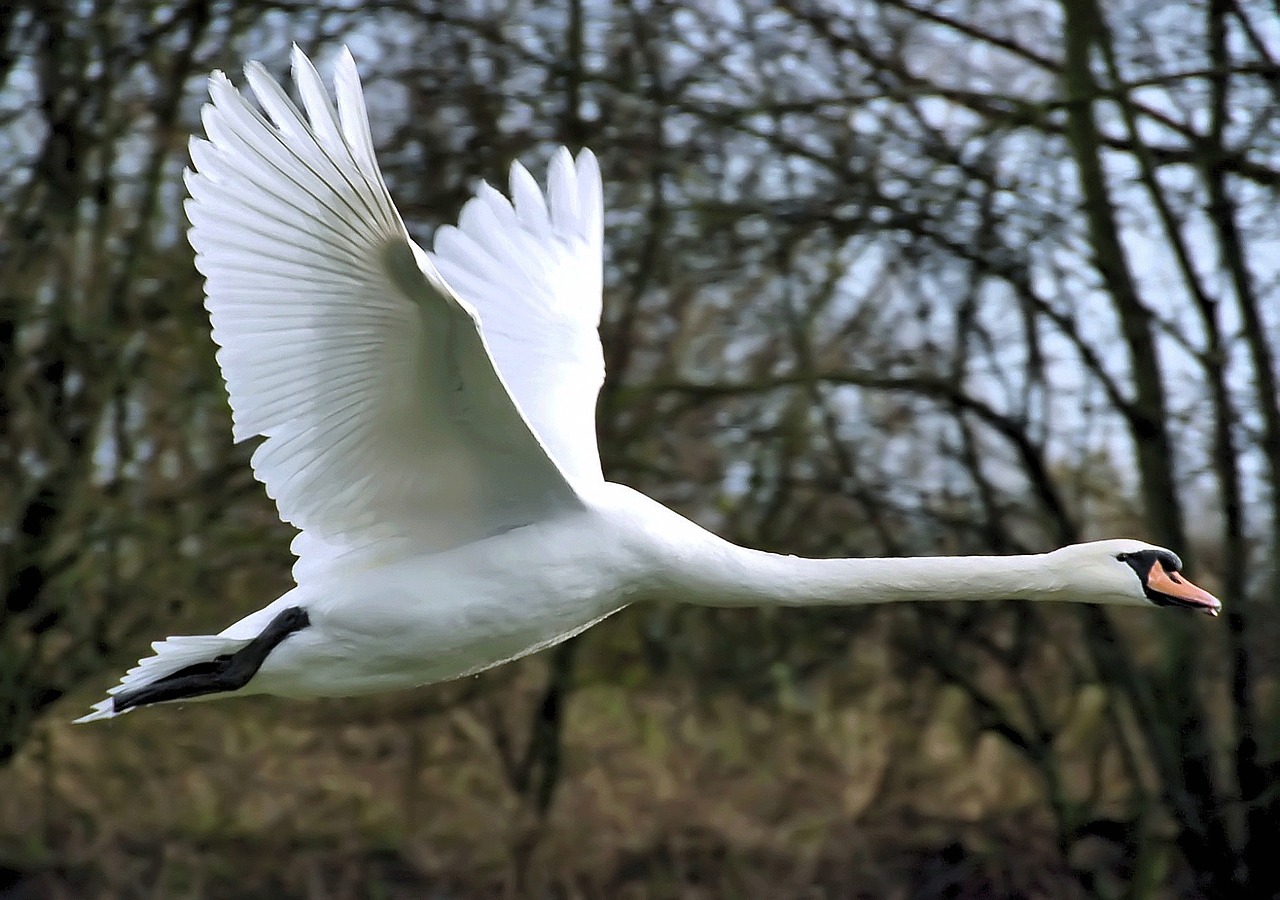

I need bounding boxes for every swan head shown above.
[1047,539,1221,616]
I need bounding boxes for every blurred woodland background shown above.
[2,0,1279,897]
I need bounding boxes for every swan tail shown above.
[74,606,310,723]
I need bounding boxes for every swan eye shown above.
[1115,552,1129,562]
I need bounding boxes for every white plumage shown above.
[77,48,1218,723]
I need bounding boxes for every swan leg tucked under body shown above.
[76,49,1219,724]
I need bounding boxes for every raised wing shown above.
[186,47,582,581]
[431,150,605,485]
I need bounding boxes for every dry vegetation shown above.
[6,611,1139,898]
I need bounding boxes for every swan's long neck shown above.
[652,515,1062,607]
[674,544,1061,606]
[606,485,1069,608]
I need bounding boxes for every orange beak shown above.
[1148,560,1221,616]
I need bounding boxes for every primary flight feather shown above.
[77,48,1218,723]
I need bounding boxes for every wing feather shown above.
[188,47,580,582]
[431,147,606,485]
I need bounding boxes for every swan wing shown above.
[430,149,605,485]
[186,47,582,581]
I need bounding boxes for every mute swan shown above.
[76,48,1219,723]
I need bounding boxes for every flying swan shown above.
[77,48,1220,723]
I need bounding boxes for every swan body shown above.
[77,49,1218,723]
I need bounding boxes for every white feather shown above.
[186,49,581,585]
[431,147,605,484]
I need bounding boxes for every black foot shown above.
[112,606,310,714]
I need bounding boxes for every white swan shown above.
[76,48,1219,723]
